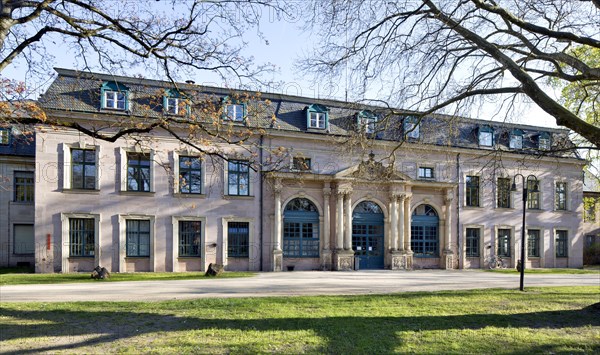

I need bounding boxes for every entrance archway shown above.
[283,198,320,258]
[411,204,439,257]
[352,201,385,269]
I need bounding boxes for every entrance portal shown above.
[352,201,384,269]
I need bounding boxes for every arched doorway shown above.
[283,198,320,258]
[352,201,384,269]
[411,204,439,257]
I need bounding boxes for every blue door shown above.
[352,201,385,269]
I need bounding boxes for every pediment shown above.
[334,155,411,182]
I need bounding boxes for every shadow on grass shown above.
[1,302,598,354]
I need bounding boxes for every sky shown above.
[1,1,558,129]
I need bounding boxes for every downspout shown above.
[259,135,264,271]
[456,153,461,269]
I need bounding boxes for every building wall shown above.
[0,156,35,267]
[31,126,585,273]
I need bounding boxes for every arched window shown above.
[411,204,439,257]
[353,201,383,214]
[283,198,319,257]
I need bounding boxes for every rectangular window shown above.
[292,157,311,171]
[497,229,511,257]
[71,149,96,190]
[228,221,249,257]
[226,104,244,121]
[227,160,249,196]
[497,178,511,208]
[127,152,151,192]
[479,131,493,146]
[555,230,568,257]
[69,218,95,257]
[465,176,480,207]
[179,156,202,194]
[555,182,567,210]
[179,221,201,257]
[0,128,9,145]
[527,179,540,210]
[509,134,523,149]
[539,137,550,150]
[418,167,434,179]
[465,228,480,257]
[166,97,187,115]
[527,229,540,257]
[404,121,420,139]
[283,222,320,257]
[309,112,326,129]
[104,90,126,110]
[360,117,376,134]
[14,171,34,202]
[126,219,150,257]
[13,224,34,255]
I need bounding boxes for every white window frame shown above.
[479,131,493,146]
[119,147,154,193]
[509,133,523,149]
[166,97,180,115]
[554,180,568,211]
[223,158,254,197]
[172,151,205,195]
[172,216,207,272]
[61,143,101,191]
[418,167,434,179]
[60,213,101,273]
[118,214,155,272]
[226,103,245,121]
[309,112,326,129]
[221,217,258,270]
[103,90,127,110]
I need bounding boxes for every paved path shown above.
[1,270,598,302]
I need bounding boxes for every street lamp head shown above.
[531,182,540,193]
[511,182,517,191]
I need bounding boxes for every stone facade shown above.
[0,68,588,272]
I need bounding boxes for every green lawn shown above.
[1,286,598,354]
[0,271,255,286]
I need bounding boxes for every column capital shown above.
[404,193,413,200]
[273,178,283,194]
[392,192,406,201]
[336,183,353,195]
[323,187,332,197]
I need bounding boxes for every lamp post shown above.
[511,174,539,291]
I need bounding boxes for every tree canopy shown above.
[303,0,600,148]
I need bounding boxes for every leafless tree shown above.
[301,0,600,148]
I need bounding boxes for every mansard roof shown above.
[39,68,578,158]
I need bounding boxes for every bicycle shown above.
[486,255,508,269]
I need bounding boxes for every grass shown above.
[0,271,255,286]
[1,286,599,354]
[485,267,600,274]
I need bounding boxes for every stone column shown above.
[321,186,332,270]
[344,192,352,250]
[398,194,405,251]
[442,188,455,269]
[336,191,344,250]
[390,196,398,251]
[404,193,412,251]
[272,179,283,271]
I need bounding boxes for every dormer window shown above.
[306,104,328,130]
[538,132,551,150]
[509,129,523,149]
[478,126,494,147]
[164,89,188,116]
[101,82,128,110]
[358,110,377,134]
[223,97,246,122]
[404,116,420,139]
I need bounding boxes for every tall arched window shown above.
[283,198,320,257]
[411,204,439,257]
